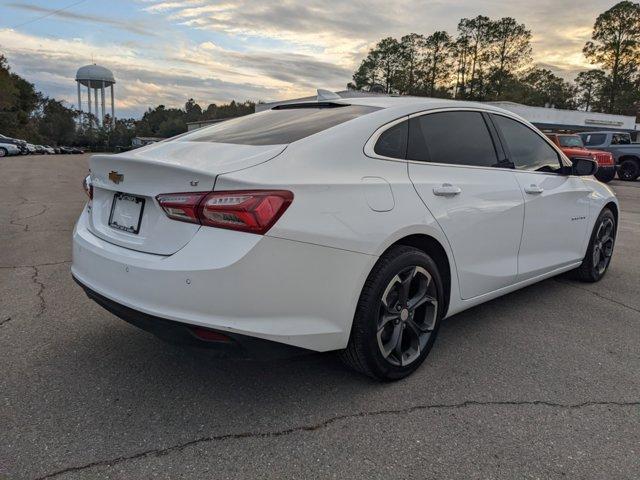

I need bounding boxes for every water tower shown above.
[75,64,115,128]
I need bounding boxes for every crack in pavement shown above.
[0,260,71,270]
[0,316,10,326]
[554,279,640,314]
[8,204,48,232]
[34,399,640,480]
[30,266,46,319]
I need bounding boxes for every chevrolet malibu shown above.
[72,96,618,380]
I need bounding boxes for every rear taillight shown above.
[156,190,293,235]
[82,174,93,200]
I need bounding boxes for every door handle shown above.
[524,184,544,194]
[433,183,462,196]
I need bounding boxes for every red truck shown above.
[546,133,616,183]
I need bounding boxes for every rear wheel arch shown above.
[384,234,452,318]
[604,202,618,224]
[618,154,639,164]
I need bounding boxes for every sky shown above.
[0,0,620,118]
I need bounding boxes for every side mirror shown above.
[570,157,598,176]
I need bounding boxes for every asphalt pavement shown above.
[1,154,639,479]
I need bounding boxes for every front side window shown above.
[407,111,498,167]
[177,104,380,146]
[558,135,584,148]
[582,133,606,146]
[492,115,561,173]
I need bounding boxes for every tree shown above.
[398,33,426,94]
[486,18,532,99]
[457,15,492,99]
[349,37,403,93]
[520,68,576,108]
[453,36,471,98]
[574,70,606,111]
[349,52,381,91]
[423,31,453,97]
[583,1,640,113]
[37,99,77,145]
[0,55,17,111]
[184,98,203,123]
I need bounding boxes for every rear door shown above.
[407,110,525,300]
[490,114,590,280]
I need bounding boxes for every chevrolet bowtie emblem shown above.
[109,171,124,184]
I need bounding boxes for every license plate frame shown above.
[108,193,145,234]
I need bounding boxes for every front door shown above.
[490,114,590,280]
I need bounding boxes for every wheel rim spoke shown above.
[397,267,416,306]
[593,217,615,275]
[376,264,438,367]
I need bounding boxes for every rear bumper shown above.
[72,206,374,352]
[74,276,307,359]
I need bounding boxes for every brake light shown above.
[156,190,293,235]
[154,192,204,224]
[82,174,93,200]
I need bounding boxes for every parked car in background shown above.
[25,143,37,154]
[42,145,56,154]
[72,97,618,381]
[0,141,20,157]
[546,133,616,183]
[579,131,640,181]
[0,134,28,155]
[71,147,85,154]
[59,146,73,154]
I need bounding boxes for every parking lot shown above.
[1,153,639,479]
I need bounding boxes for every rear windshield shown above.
[178,104,380,146]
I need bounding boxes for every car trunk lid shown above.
[87,141,286,255]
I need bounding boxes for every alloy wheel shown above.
[377,266,438,367]
[592,217,615,276]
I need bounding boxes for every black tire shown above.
[617,158,639,181]
[595,168,615,183]
[0,147,7,157]
[340,245,444,381]
[573,208,616,282]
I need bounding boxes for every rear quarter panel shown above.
[214,114,461,316]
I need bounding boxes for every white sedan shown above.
[72,96,618,380]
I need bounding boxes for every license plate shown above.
[108,193,145,234]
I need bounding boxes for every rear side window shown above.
[407,111,498,167]
[177,104,380,145]
[582,133,606,146]
[612,133,631,145]
[492,115,561,173]
[374,120,408,159]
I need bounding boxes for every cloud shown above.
[143,0,602,75]
[6,2,157,37]
[3,0,614,118]
[0,28,347,117]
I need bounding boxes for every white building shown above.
[486,101,638,134]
